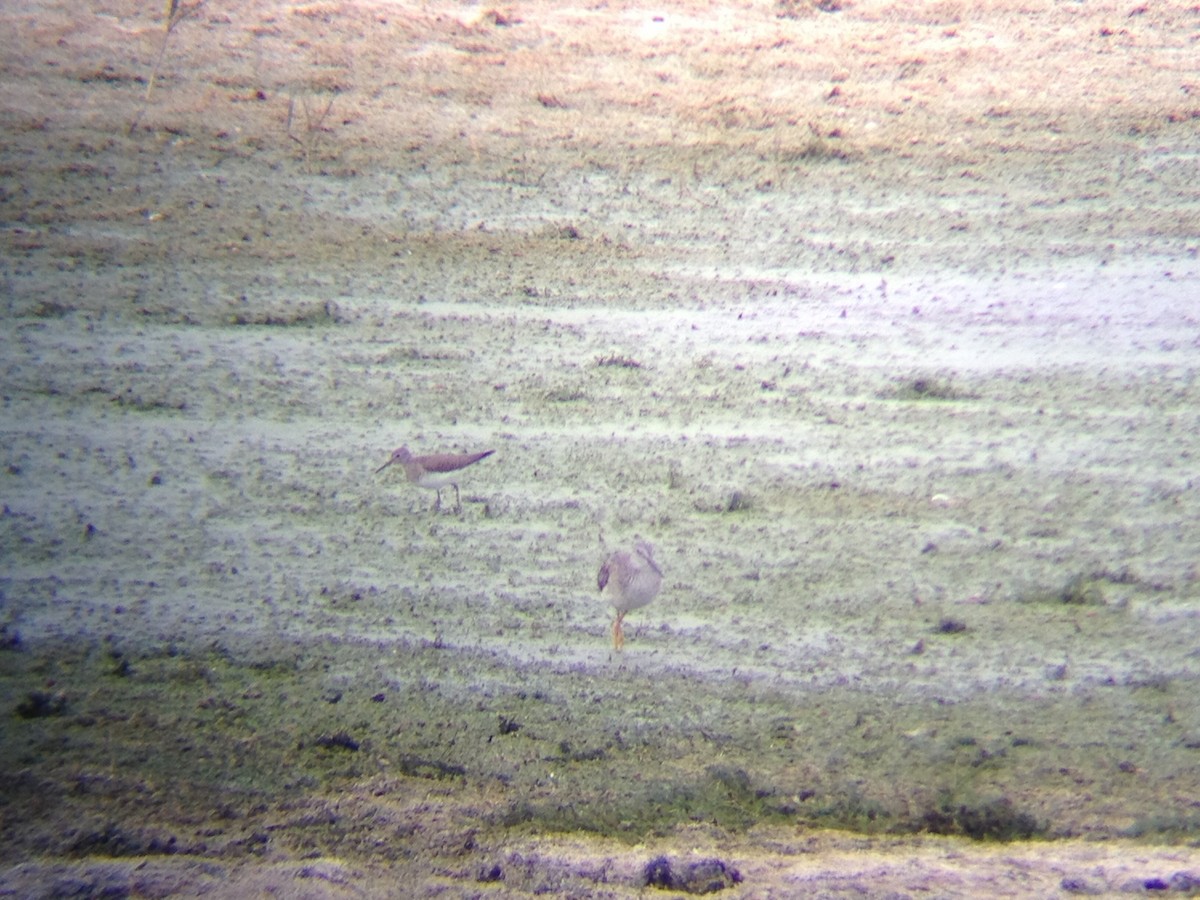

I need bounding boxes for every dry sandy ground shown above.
[2,0,1200,896]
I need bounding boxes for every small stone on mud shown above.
[1171,872,1200,891]
[935,618,967,634]
[315,731,359,751]
[644,855,742,894]
[476,863,504,882]
[0,625,23,650]
[645,855,673,887]
[15,690,68,718]
[1060,876,1104,893]
[726,491,751,512]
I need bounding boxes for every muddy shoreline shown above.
[3,0,1200,895]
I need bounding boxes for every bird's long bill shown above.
[374,457,396,474]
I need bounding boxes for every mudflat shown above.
[2,1,1199,895]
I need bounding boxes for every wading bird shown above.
[376,445,494,512]
[597,540,663,650]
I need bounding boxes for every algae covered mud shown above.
[3,0,1200,894]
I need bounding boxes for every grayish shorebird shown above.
[597,540,663,650]
[376,445,495,511]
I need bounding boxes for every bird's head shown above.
[375,445,413,474]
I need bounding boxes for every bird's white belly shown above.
[607,569,661,613]
[414,472,457,489]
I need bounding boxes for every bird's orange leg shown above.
[612,612,626,651]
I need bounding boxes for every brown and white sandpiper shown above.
[376,445,495,511]
[597,540,663,650]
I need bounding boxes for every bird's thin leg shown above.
[433,489,442,512]
[452,483,462,512]
[613,612,626,651]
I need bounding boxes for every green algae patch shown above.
[496,764,796,839]
[913,796,1046,842]
[1018,568,1161,607]
[4,626,1200,870]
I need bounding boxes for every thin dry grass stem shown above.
[128,0,205,135]
[286,92,339,173]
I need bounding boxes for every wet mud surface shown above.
[3,0,1200,895]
